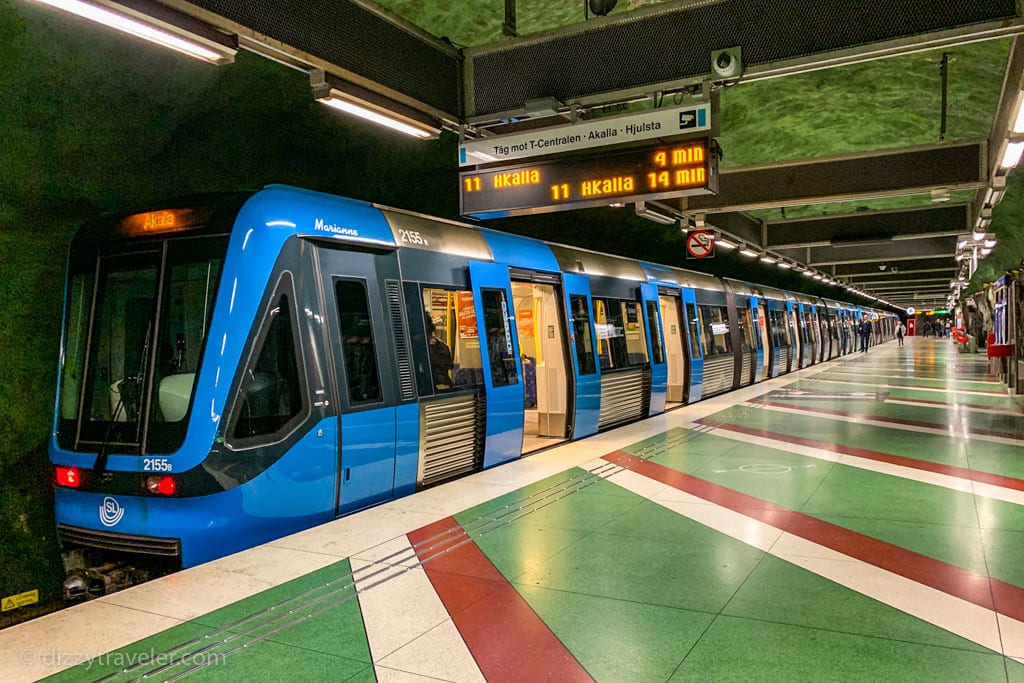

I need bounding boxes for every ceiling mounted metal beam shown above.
[154,0,462,120]
[464,0,1022,120]
[765,204,970,249]
[677,141,985,216]
[777,235,959,266]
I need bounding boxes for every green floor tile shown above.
[516,584,714,683]
[669,615,1014,682]
[724,555,990,652]
[515,521,765,614]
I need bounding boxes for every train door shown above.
[468,261,524,468]
[510,275,571,454]
[659,290,689,407]
[789,303,803,369]
[563,273,600,438]
[316,245,402,516]
[641,283,668,415]
[682,288,705,401]
[758,299,772,380]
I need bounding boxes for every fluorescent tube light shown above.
[1001,141,1024,169]
[740,248,759,258]
[32,0,236,64]
[312,70,441,139]
[717,239,737,249]
[776,261,791,269]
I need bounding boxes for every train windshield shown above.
[57,236,227,454]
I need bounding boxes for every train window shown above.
[227,284,307,447]
[698,305,732,357]
[569,295,596,375]
[593,297,649,370]
[737,307,755,353]
[59,273,91,422]
[645,301,664,364]
[685,303,701,359]
[769,309,787,347]
[147,240,225,452]
[335,279,382,405]
[421,287,483,390]
[77,252,161,446]
[481,288,519,387]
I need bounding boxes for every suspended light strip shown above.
[312,70,441,140]
[1001,141,1024,169]
[717,239,737,249]
[776,261,791,269]
[320,97,435,138]
[740,248,759,258]
[32,0,235,64]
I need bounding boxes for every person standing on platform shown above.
[859,315,873,352]
[896,320,906,347]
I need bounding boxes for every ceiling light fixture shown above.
[1001,141,1024,169]
[634,200,678,225]
[31,0,237,64]
[311,69,441,139]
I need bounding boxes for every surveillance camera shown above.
[710,47,742,80]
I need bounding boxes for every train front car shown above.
[49,188,355,599]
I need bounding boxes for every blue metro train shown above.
[50,185,895,597]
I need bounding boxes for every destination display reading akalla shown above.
[460,138,718,218]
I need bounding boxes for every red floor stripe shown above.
[696,417,1024,493]
[408,517,593,682]
[601,451,1024,622]
[750,398,1024,442]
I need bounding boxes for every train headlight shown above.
[146,476,176,496]
[56,466,81,488]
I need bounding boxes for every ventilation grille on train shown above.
[385,279,416,401]
[740,353,754,387]
[777,348,791,375]
[702,355,734,397]
[598,367,650,430]
[419,393,485,487]
[58,524,181,557]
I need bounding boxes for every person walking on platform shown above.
[896,320,906,347]
[858,315,873,352]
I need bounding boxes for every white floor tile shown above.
[0,600,183,683]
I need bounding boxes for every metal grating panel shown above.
[598,367,647,429]
[385,280,416,401]
[740,353,753,387]
[470,0,1017,115]
[420,394,483,486]
[59,524,181,557]
[185,0,460,114]
[777,348,791,374]
[701,355,734,397]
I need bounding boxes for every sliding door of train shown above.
[509,271,571,454]
[468,261,524,468]
[682,288,705,401]
[757,298,772,380]
[591,279,652,429]
[563,273,600,438]
[797,304,814,369]
[694,290,736,397]
[724,284,759,387]
[316,244,408,516]
[766,300,789,377]
[659,289,689,407]
[641,283,668,415]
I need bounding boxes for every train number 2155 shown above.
[143,458,172,472]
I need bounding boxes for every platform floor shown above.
[6,337,1024,682]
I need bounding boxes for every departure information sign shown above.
[459,138,718,218]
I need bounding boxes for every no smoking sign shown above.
[685,230,715,259]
